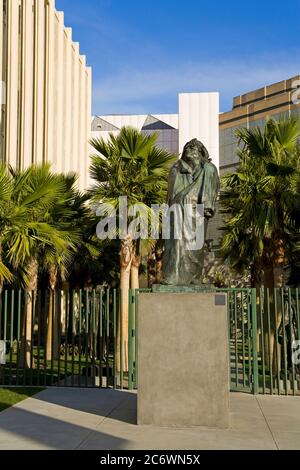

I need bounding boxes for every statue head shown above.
[181,139,211,169]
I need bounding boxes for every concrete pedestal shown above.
[137,293,230,428]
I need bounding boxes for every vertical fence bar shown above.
[4,291,7,384]
[85,289,89,388]
[23,291,27,386]
[37,290,41,387]
[247,289,253,392]
[50,290,54,386]
[43,290,48,386]
[251,288,259,395]
[227,292,232,389]
[113,289,117,390]
[120,289,123,390]
[288,289,295,396]
[64,290,69,387]
[16,291,21,386]
[296,289,300,344]
[259,288,266,394]
[30,291,35,386]
[266,288,274,395]
[106,289,110,389]
[241,291,246,388]
[233,290,238,388]
[71,290,75,387]
[128,289,133,391]
[57,290,61,387]
[134,289,138,389]
[3,291,7,342]
[99,290,103,388]
[78,290,82,388]
[296,289,300,394]
[92,289,96,388]
[281,289,288,396]
[274,289,281,395]
[0,290,2,352]
[9,290,14,385]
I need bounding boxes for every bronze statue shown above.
[162,139,219,285]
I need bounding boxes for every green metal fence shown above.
[0,287,299,395]
[227,288,300,396]
[0,288,138,391]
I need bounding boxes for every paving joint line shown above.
[255,397,280,450]
[75,396,129,449]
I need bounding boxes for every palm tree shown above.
[220,116,300,370]
[0,165,15,289]
[90,127,177,370]
[41,174,80,361]
[2,165,74,368]
[220,168,264,289]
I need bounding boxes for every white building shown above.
[91,92,220,170]
[0,0,92,189]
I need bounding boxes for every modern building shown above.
[92,77,300,249]
[0,0,92,189]
[207,74,300,248]
[219,74,300,176]
[91,92,220,169]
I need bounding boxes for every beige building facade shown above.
[0,0,92,189]
[207,74,300,248]
[219,74,300,175]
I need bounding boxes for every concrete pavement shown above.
[0,388,299,450]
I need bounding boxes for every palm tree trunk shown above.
[147,249,156,287]
[263,259,283,374]
[19,259,38,369]
[250,263,262,289]
[131,249,140,374]
[155,245,164,285]
[46,289,60,361]
[266,239,285,372]
[131,254,140,292]
[147,244,164,287]
[250,264,263,352]
[46,266,59,361]
[117,236,133,373]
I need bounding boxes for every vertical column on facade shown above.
[20,0,34,168]
[72,42,80,179]
[54,11,64,174]
[85,67,92,188]
[5,0,19,167]
[247,104,254,129]
[0,0,2,90]
[178,93,219,169]
[32,0,46,165]
[208,93,220,171]
[45,0,55,169]
[78,55,85,188]
[62,27,72,175]
[0,0,4,161]
[288,91,292,116]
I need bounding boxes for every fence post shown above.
[128,289,133,391]
[251,288,259,395]
[134,289,139,389]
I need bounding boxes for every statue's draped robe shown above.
[162,159,219,285]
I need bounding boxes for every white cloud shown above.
[93,59,299,114]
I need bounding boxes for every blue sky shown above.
[56,0,300,115]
